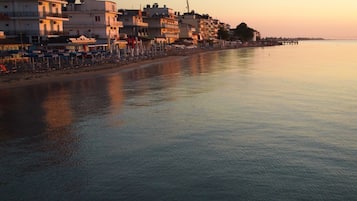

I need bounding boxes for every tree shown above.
[217,27,230,40]
[234,22,255,42]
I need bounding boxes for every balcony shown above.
[4,30,67,37]
[134,21,148,27]
[45,31,67,36]
[162,24,179,29]
[1,12,68,19]
[45,0,68,4]
[4,30,40,36]
[107,21,123,28]
[40,12,69,19]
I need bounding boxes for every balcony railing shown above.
[1,12,68,19]
[46,31,66,35]
[4,30,67,36]
[106,21,123,28]
[4,30,39,36]
[40,12,68,18]
[162,24,179,29]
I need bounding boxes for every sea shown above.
[0,40,357,201]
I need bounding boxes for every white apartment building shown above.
[179,12,218,42]
[63,0,122,42]
[0,0,69,43]
[143,3,179,44]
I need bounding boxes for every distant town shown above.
[0,0,281,74]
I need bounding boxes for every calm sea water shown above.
[1,40,357,201]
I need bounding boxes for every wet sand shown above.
[0,55,186,90]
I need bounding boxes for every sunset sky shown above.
[118,0,357,39]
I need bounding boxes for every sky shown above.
[117,0,357,39]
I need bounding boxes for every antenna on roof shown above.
[186,0,190,13]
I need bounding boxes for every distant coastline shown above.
[265,37,325,41]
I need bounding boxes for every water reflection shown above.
[1,41,357,200]
[41,84,79,166]
[0,54,233,199]
[106,75,125,126]
[0,57,191,140]
[124,59,182,81]
[0,49,258,181]
[182,49,257,76]
[0,87,47,141]
[69,78,111,117]
[185,52,218,75]
[234,48,256,72]
[43,86,73,129]
[0,50,255,143]
[122,59,182,106]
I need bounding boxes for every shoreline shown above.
[0,45,272,90]
[0,55,185,90]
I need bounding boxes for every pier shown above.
[280,40,299,45]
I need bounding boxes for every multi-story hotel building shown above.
[63,0,122,43]
[179,22,198,44]
[179,12,219,42]
[118,9,148,38]
[0,0,69,44]
[143,3,179,44]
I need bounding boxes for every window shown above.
[95,16,100,22]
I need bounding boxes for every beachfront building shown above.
[252,30,261,42]
[63,0,122,44]
[0,0,69,44]
[179,22,198,45]
[118,9,148,39]
[179,12,220,43]
[143,3,180,44]
[211,19,220,39]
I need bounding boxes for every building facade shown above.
[0,0,69,43]
[179,22,198,44]
[63,0,122,42]
[179,12,219,42]
[143,3,179,44]
[118,9,148,38]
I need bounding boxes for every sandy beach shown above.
[0,54,188,90]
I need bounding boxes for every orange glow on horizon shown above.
[118,0,357,39]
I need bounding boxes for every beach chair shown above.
[0,64,9,74]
